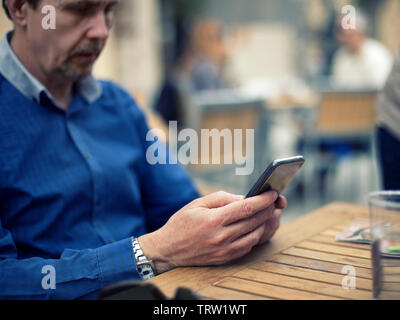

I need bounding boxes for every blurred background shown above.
[1,0,399,222]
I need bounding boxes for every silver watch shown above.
[131,237,157,280]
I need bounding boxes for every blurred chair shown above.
[302,90,379,204]
[315,91,377,137]
[181,91,270,195]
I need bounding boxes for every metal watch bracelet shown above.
[131,237,157,280]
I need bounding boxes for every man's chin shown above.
[60,66,93,81]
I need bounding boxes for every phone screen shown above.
[257,162,303,195]
[246,156,305,198]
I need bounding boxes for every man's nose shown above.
[86,12,110,40]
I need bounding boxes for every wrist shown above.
[138,233,175,274]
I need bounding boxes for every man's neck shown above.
[10,32,73,111]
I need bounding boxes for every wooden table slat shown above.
[214,277,340,300]
[308,234,371,250]
[321,229,343,237]
[268,254,373,279]
[282,247,371,269]
[232,268,372,300]
[197,286,271,300]
[295,240,371,259]
[330,224,354,232]
[383,267,400,275]
[250,261,372,290]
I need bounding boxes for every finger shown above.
[222,206,275,243]
[218,191,279,226]
[229,223,266,259]
[208,223,266,265]
[191,191,244,209]
[259,210,282,245]
[275,195,287,210]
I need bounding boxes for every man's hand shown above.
[139,190,286,274]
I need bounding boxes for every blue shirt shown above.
[0,32,199,299]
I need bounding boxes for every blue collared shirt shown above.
[0,32,199,299]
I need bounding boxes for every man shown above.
[332,10,393,89]
[376,51,400,190]
[0,0,285,299]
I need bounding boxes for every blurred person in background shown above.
[331,10,393,89]
[177,18,230,92]
[376,51,400,190]
[153,18,231,127]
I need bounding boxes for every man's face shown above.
[336,28,364,53]
[24,0,119,81]
[335,15,365,54]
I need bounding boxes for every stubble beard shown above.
[58,40,105,81]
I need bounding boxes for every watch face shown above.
[138,263,155,280]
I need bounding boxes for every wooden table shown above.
[149,202,374,300]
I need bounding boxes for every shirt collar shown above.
[0,31,102,106]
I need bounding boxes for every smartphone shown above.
[246,156,305,198]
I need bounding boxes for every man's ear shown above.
[5,0,30,27]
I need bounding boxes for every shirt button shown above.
[85,152,92,160]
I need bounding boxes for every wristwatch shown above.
[131,237,157,280]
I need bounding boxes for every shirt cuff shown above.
[96,237,140,288]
